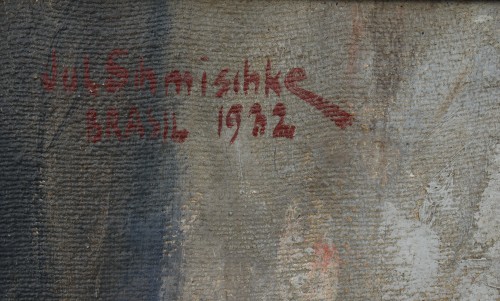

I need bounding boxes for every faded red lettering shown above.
[62,67,77,92]
[125,107,145,138]
[135,57,157,95]
[86,108,102,143]
[105,49,129,93]
[84,55,99,97]
[41,49,57,91]
[201,71,207,97]
[201,56,208,96]
[36,50,357,143]
[249,103,266,137]
[226,104,242,144]
[171,113,189,143]
[233,71,240,94]
[265,59,281,97]
[272,102,295,139]
[218,106,223,137]
[165,70,193,96]
[244,59,259,95]
[214,68,230,98]
[105,108,122,141]
[163,112,169,142]
[285,68,353,129]
[146,108,161,139]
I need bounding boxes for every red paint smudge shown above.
[313,241,340,272]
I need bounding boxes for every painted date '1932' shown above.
[219,102,295,144]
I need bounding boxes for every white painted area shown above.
[474,144,500,246]
[473,15,493,23]
[420,167,455,225]
[457,257,499,301]
[382,203,441,300]
[458,280,499,300]
[457,143,500,300]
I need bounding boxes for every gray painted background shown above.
[1,1,499,300]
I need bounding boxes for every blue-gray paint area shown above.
[0,1,181,300]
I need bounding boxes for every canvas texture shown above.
[1,1,499,300]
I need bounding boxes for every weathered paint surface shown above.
[1,1,499,300]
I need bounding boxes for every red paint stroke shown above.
[214,68,230,98]
[62,67,77,92]
[146,108,161,139]
[226,104,242,144]
[86,108,102,143]
[218,106,223,137]
[105,49,129,93]
[265,58,281,97]
[135,57,157,95]
[125,106,145,139]
[233,71,240,94]
[285,68,354,129]
[165,70,193,96]
[201,71,207,96]
[171,112,189,143]
[41,49,57,91]
[84,55,99,97]
[249,103,266,137]
[272,103,295,139]
[163,112,169,141]
[106,107,122,141]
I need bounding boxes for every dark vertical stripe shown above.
[0,2,52,299]
[0,1,182,300]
